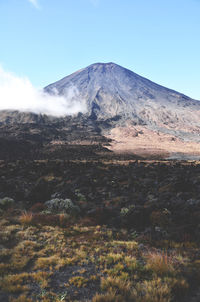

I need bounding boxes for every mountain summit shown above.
[44,62,200,158]
[45,62,200,134]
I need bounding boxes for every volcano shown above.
[45,63,200,131]
[44,62,200,158]
[1,62,200,159]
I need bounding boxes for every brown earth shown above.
[105,125,200,159]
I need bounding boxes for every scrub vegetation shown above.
[1,159,200,301]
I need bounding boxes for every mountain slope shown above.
[44,62,200,158]
[45,62,200,136]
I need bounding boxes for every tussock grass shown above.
[0,213,199,302]
[68,276,89,288]
[135,278,172,302]
[145,252,175,276]
[19,212,33,225]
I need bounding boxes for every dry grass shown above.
[0,273,29,293]
[145,252,175,276]
[68,276,89,288]
[0,215,198,302]
[92,291,123,302]
[136,278,171,302]
[31,271,52,289]
[9,294,34,302]
[19,212,33,225]
[34,255,58,270]
[92,291,120,302]
[59,213,70,227]
[100,276,136,301]
[99,253,124,266]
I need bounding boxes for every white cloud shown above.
[0,66,87,117]
[28,0,40,9]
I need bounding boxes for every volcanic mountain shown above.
[0,62,200,159]
[45,63,200,133]
[44,62,200,158]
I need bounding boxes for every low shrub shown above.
[0,197,15,210]
[44,198,80,216]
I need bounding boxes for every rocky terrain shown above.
[1,158,200,239]
[0,114,113,161]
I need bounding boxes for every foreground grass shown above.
[0,213,200,302]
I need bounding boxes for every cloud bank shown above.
[0,67,87,117]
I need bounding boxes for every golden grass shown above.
[145,252,175,276]
[0,216,198,302]
[34,255,58,270]
[124,256,138,272]
[10,254,30,271]
[111,240,138,250]
[31,271,52,289]
[99,253,124,266]
[68,276,88,288]
[0,273,30,293]
[92,291,121,302]
[19,212,33,225]
[100,276,136,301]
[136,278,171,302]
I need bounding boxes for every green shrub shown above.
[0,197,14,210]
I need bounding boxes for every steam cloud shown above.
[0,66,87,117]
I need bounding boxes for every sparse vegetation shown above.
[0,214,199,301]
[0,159,200,301]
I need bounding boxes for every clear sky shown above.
[0,0,200,99]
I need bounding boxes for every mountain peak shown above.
[44,63,200,139]
[82,62,127,73]
[86,61,132,72]
[89,62,116,66]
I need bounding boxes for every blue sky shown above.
[0,0,200,99]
